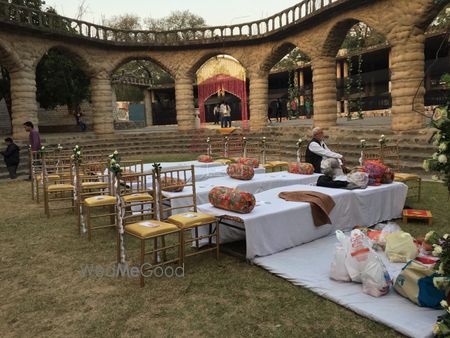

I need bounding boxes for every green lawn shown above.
[0,169,449,337]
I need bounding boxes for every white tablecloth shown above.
[143,161,224,173]
[197,182,408,259]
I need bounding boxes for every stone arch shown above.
[410,0,450,32]
[187,51,247,80]
[0,38,22,72]
[261,42,297,73]
[321,18,388,58]
[34,44,94,76]
[110,55,175,79]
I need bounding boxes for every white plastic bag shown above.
[378,222,402,246]
[385,231,418,263]
[345,229,372,283]
[330,231,351,282]
[360,254,391,297]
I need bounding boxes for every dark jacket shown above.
[305,139,323,173]
[1,143,20,166]
[317,175,348,189]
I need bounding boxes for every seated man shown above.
[305,127,344,173]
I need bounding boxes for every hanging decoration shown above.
[197,57,248,129]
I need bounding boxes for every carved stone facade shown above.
[0,0,447,140]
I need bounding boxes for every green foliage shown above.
[273,48,310,71]
[144,10,206,31]
[341,22,386,52]
[36,49,90,115]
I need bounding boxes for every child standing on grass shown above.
[1,137,20,179]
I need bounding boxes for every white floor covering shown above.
[254,234,443,338]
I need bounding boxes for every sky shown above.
[46,0,299,26]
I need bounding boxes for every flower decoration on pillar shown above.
[378,134,387,147]
[296,138,304,164]
[224,136,229,158]
[242,136,247,158]
[206,137,211,157]
[261,137,267,164]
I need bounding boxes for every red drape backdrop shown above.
[198,74,248,129]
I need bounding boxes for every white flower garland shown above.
[115,174,126,264]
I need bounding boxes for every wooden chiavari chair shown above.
[121,171,182,287]
[157,165,220,262]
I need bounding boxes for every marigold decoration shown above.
[208,186,256,214]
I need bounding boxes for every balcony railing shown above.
[0,0,342,46]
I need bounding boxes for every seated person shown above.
[305,127,344,173]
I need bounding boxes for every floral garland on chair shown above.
[71,145,86,233]
[109,151,126,264]
[296,138,305,164]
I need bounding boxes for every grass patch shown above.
[1,165,449,337]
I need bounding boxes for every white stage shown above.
[198,182,408,259]
[254,234,442,338]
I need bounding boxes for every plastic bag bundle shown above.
[378,222,402,246]
[330,230,391,297]
[330,231,351,282]
[385,232,418,263]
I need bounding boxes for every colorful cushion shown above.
[227,163,254,180]
[237,157,260,168]
[160,177,185,192]
[288,162,314,175]
[208,186,256,214]
[197,155,214,163]
[363,160,391,186]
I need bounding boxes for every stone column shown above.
[144,89,153,127]
[174,75,194,131]
[248,71,268,131]
[10,67,38,141]
[312,57,337,127]
[390,34,425,130]
[90,74,114,135]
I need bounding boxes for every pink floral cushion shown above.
[288,162,314,175]
[237,157,260,168]
[208,186,256,214]
[198,155,214,163]
[227,163,254,180]
[160,177,185,192]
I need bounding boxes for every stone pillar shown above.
[174,75,194,131]
[390,35,425,130]
[343,60,349,116]
[312,57,337,127]
[144,89,153,127]
[248,71,268,131]
[10,68,38,141]
[91,74,114,134]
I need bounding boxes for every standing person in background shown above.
[275,98,283,123]
[224,102,232,127]
[219,101,226,128]
[23,121,41,180]
[1,137,20,179]
[23,121,41,151]
[213,104,220,125]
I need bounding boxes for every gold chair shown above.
[382,145,422,201]
[157,165,220,262]
[76,161,116,239]
[261,141,289,172]
[121,171,182,287]
[42,154,75,217]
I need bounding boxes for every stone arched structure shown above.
[0,0,448,139]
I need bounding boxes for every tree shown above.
[273,48,311,71]
[103,13,142,30]
[428,5,450,31]
[341,22,386,51]
[144,10,206,31]
[36,49,90,116]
